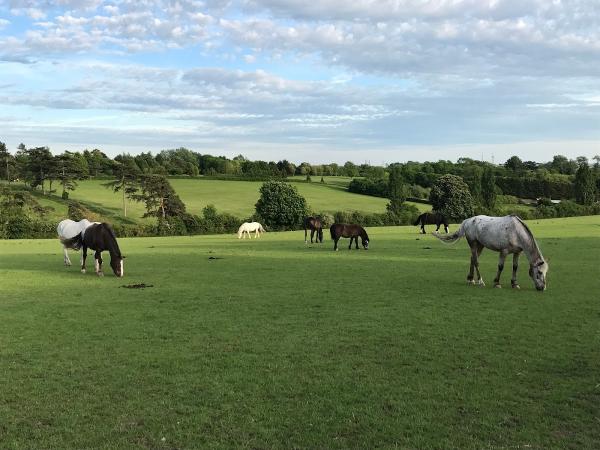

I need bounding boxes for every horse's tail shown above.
[413,213,423,226]
[60,234,83,250]
[432,220,465,244]
[329,225,336,241]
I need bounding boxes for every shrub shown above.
[429,174,475,221]
[255,181,308,230]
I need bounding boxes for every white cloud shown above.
[1,1,599,161]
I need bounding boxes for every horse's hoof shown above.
[512,284,520,290]
[97,272,104,277]
[467,280,475,285]
[81,269,86,274]
[479,281,486,287]
[494,284,502,289]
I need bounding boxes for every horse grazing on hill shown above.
[330,223,369,251]
[432,215,548,291]
[304,216,324,244]
[57,219,124,277]
[237,222,265,239]
[414,212,449,234]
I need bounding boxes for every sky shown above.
[0,0,599,164]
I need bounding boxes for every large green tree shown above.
[104,155,141,217]
[23,146,54,194]
[133,174,186,219]
[55,151,88,199]
[386,165,407,215]
[481,167,497,209]
[429,174,474,220]
[574,160,596,205]
[255,181,307,230]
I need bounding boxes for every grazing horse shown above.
[330,223,369,251]
[414,212,449,234]
[58,219,97,266]
[304,216,324,244]
[432,215,548,291]
[237,222,266,239]
[57,219,124,277]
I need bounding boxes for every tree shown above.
[481,167,497,209]
[574,161,596,205]
[0,141,15,182]
[429,174,474,220]
[24,146,54,194]
[104,155,141,217]
[55,151,87,199]
[386,165,407,215]
[255,181,308,230]
[133,174,186,219]
[463,164,483,204]
[343,161,359,177]
[504,155,524,172]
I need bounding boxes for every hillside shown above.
[54,178,430,223]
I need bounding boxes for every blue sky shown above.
[1,0,599,164]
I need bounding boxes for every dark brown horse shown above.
[304,216,324,243]
[330,223,369,251]
[414,212,449,234]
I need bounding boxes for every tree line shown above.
[1,141,599,211]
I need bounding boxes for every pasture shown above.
[38,178,429,224]
[0,216,599,449]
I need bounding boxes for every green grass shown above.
[63,178,430,222]
[1,216,598,449]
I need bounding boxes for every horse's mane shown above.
[361,227,369,240]
[101,223,122,257]
[512,215,543,258]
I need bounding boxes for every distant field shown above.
[1,216,598,448]
[62,178,430,221]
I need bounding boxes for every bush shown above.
[348,178,388,198]
[255,181,308,230]
[429,174,474,221]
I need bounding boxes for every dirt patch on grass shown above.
[121,283,154,289]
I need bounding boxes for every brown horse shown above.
[414,212,449,234]
[304,216,324,243]
[330,223,369,251]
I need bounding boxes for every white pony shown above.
[433,215,548,291]
[57,218,98,267]
[237,222,266,239]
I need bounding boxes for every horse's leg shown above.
[474,244,485,286]
[304,228,308,244]
[435,223,440,232]
[311,229,315,243]
[334,238,339,251]
[494,251,508,288]
[421,223,426,234]
[81,246,88,274]
[355,236,359,249]
[445,223,449,233]
[511,253,521,289]
[467,242,476,285]
[95,250,104,277]
[63,245,72,266]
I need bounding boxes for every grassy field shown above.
[51,178,427,223]
[1,216,598,449]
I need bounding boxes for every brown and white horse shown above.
[57,219,124,277]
